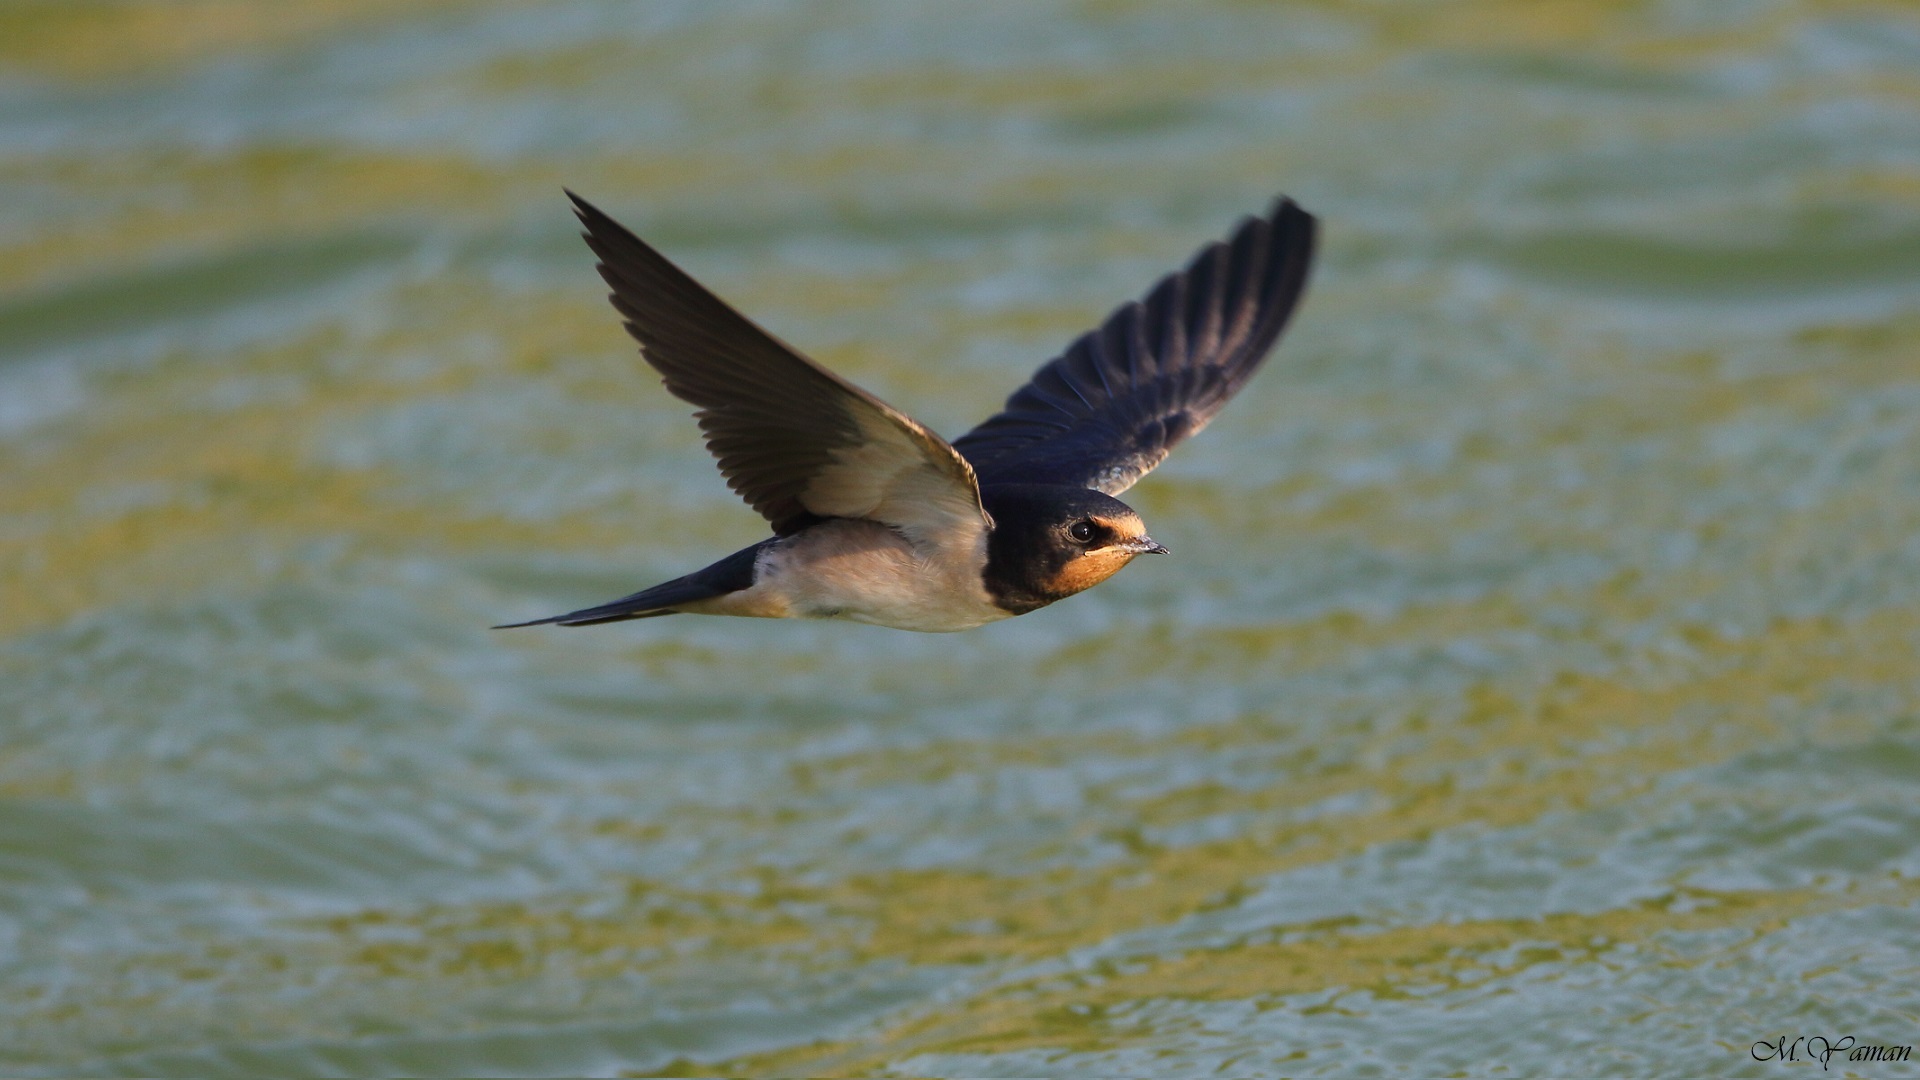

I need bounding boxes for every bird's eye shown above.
[1069,520,1096,544]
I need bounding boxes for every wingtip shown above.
[1218,196,1315,271]
[1267,194,1318,235]
[565,188,612,234]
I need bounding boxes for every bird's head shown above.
[979,485,1169,614]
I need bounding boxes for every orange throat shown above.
[1043,548,1139,598]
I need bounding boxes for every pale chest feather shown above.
[688,519,1010,632]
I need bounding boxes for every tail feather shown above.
[493,540,767,629]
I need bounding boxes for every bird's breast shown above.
[695,519,1009,633]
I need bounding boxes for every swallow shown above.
[497,191,1315,633]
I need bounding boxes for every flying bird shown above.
[498,192,1316,633]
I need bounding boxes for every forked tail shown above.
[493,540,768,628]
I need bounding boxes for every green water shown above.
[4,2,1920,1075]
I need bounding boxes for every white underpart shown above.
[685,518,1010,633]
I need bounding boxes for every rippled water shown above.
[4,2,1920,1075]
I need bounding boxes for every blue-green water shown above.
[4,2,1920,1075]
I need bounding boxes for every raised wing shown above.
[569,191,988,549]
[953,197,1316,495]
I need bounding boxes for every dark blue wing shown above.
[953,197,1316,494]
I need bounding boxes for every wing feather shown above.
[952,198,1317,495]
[569,191,987,551]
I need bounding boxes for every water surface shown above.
[3,2,1920,1075]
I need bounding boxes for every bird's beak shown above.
[1127,536,1170,555]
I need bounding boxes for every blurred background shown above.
[3,1,1920,1074]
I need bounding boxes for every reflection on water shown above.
[3,2,1920,1075]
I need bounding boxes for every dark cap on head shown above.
[980,484,1162,614]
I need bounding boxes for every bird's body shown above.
[690,521,1001,632]
[498,192,1316,633]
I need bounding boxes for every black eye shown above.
[1069,520,1095,544]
